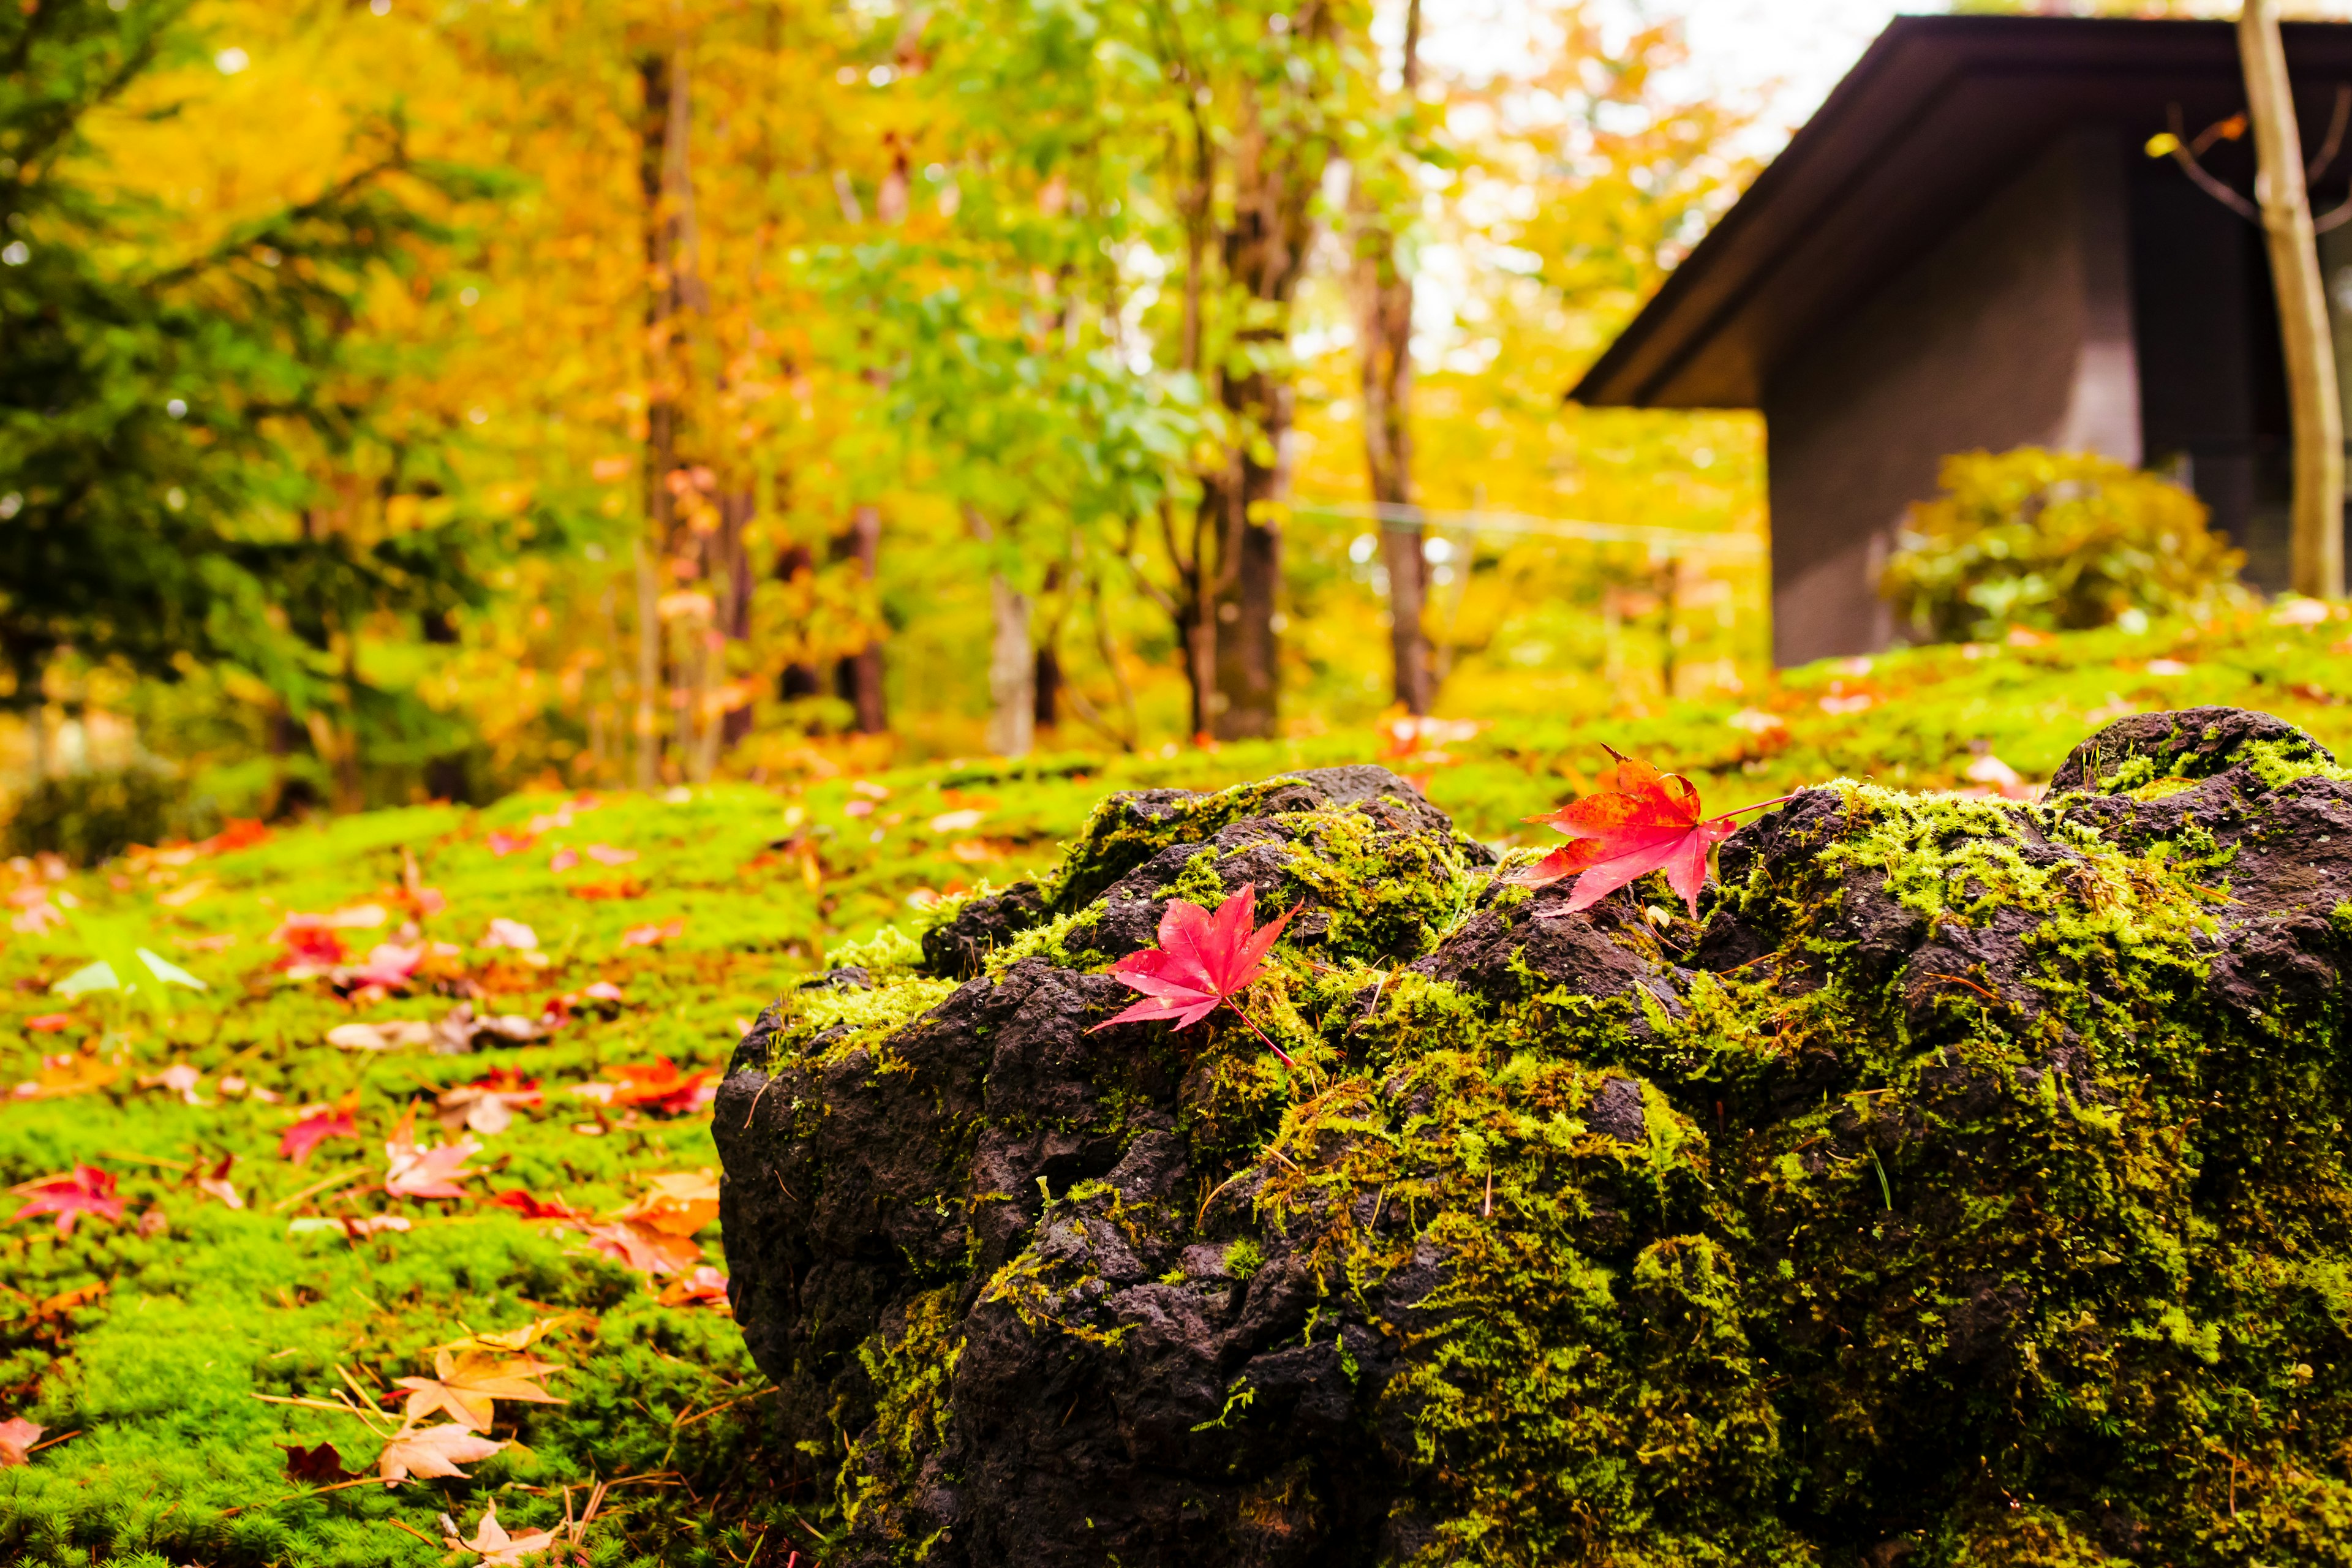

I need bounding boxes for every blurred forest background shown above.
[4,0,1774,840]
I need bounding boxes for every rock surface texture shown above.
[715,720,2352,1566]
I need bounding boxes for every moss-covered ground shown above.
[4,605,2351,1564]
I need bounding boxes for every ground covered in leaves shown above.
[4,606,2352,1566]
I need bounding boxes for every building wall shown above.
[2132,150,2289,588]
[1760,129,2143,663]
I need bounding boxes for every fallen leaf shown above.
[156,877,213,909]
[394,1346,567,1431]
[288,1213,412,1240]
[377,1420,504,1483]
[137,1063,204,1104]
[326,1019,435,1052]
[384,1110,480,1200]
[194,1154,243,1210]
[489,1189,587,1223]
[582,1218,704,1278]
[487,831,536,858]
[455,1498,559,1566]
[462,1316,568,1353]
[280,1107,360,1163]
[573,1060,714,1117]
[586,843,637,866]
[9,1052,119,1101]
[437,1071,542,1137]
[281,1439,352,1483]
[9,1166,126,1234]
[0,1416,43,1466]
[481,918,538,951]
[23,1014,73,1033]
[1510,748,1788,919]
[616,1170,720,1235]
[619,919,684,948]
[1090,883,1300,1054]
[339,941,429,991]
[658,1264,731,1308]
[31,1281,107,1321]
[549,846,580,873]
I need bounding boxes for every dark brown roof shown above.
[1572,15,2352,410]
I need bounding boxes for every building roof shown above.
[1572,15,2352,410]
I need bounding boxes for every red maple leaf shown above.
[1088,884,1301,1065]
[489,1188,587,1222]
[1510,748,1788,919]
[9,1164,126,1234]
[608,1060,714,1116]
[279,1108,360,1164]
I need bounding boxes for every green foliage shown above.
[0,0,519,783]
[1880,448,2248,643]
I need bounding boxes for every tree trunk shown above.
[1207,82,1329,739]
[987,574,1035,758]
[636,52,677,788]
[1033,644,1061,733]
[715,490,756,749]
[835,505,887,734]
[2242,0,2346,597]
[1358,0,1428,713]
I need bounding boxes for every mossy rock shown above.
[714,726,2352,1566]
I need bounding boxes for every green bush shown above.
[1880,447,2247,643]
[4,767,196,864]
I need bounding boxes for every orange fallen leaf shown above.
[615,1170,720,1237]
[582,1219,704,1278]
[658,1265,731,1309]
[394,1346,567,1431]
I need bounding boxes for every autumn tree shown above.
[0,0,511,807]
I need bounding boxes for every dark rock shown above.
[2047,704,2331,793]
[717,716,2352,1565]
[919,881,1049,979]
[1584,1076,1646,1143]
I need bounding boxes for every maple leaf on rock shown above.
[9,1165,126,1234]
[1090,884,1302,1065]
[377,1421,504,1483]
[1510,748,1790,919]
[395,1346,567,1430]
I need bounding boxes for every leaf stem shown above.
[1227,1002,1295,1068]
[1722,793,1798,817]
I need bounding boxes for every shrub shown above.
[4,767,195,864]
[1880,447,2247,643]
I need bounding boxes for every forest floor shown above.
[2,602,2351,1566]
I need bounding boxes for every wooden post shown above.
[2241,0,2345,597]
